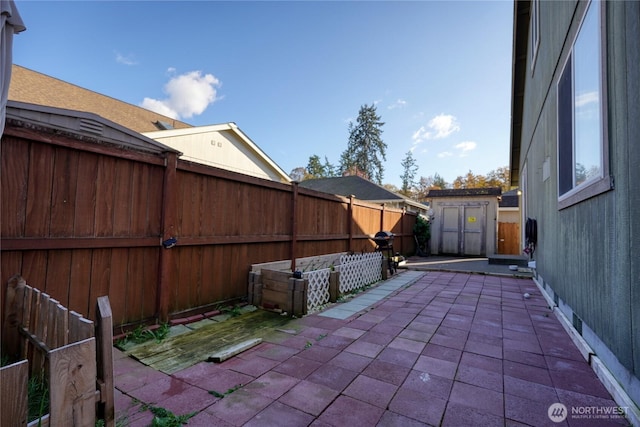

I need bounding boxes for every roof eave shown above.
[509,0,531,189]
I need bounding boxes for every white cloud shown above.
[455,141,477,157]
[437,151,453,158]
[115,51,137,66]
[428,114,460,139]
[576,91,598,107]
[387,99,407,110]
[411,113,460,144]
[140,70,221,120]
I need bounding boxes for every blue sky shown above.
[13,0,513,188]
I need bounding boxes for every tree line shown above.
[289,103,510,201]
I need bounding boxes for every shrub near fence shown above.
[1,121,417,330]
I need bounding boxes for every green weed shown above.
[115,323,170,350]
[208,384,243,398]
[148,406,196,427]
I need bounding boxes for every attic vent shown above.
[79,118,104,135]
[154,120,174,130]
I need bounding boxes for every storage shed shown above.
[427,188,501,256]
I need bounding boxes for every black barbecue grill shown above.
[372,231,397,274]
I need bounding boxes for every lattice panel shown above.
[303,268,331,311]
[339,252,382,293]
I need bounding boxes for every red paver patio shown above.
[113,269,633,426]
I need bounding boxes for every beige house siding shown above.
[143,124,291,183]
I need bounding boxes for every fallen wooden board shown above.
[208,338,262,363]
[126,309,294,374]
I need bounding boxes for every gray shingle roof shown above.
[298,176,403,200]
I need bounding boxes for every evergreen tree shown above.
[306,155,325,178]
[400,151,418,197]
[340,104,387,184]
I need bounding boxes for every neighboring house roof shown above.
[143,124,292,183]
[8,64,192,133]
[427,187,502,198]
[298,176,427,212]
[5,100,180,156]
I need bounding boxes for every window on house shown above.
[530,0,540,71]
[557,0,611,209]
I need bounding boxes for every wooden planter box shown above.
[248,269,307,317]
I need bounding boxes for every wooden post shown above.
[157,152,178,322]
[348,195,355,252]
[2,275,26,361]
[96,296,115,427]
[290,182,299,272]
[329,271,339,302]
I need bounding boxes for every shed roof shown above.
[5,100,180,156]
[8,65,193,133]
[427,187,502,198]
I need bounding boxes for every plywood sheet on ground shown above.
[125,310,294,374]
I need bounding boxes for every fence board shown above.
[0,136,29,238]
[44,250,72,308]
[50,148,78,236]
[69,249,92,316]
[48,338,96,427]
[95,156,116,237]
[25,143,55,237]
[0,360,28,427]
[73,151,99,237]
[88,249,112,320]
[113,160,133,237]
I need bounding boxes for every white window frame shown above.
[556,0,611,210]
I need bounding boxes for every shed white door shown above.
[438,203,487,256]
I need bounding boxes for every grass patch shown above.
[27,373,49,423]
[116,323,171,350]
[208,384,243,398]
[148,406,196,426]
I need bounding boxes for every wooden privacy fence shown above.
[1,126,417,329]
[1,275,114,427]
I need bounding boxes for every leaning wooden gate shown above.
[1,275,114,427]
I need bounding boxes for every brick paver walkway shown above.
[113,270,631,426]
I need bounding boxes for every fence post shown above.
[96,296,115,427]
[348,195,355,252]
[290,182,299,273]
[2,274,26,361]
[329,271,339,302]
[157,152,179,322]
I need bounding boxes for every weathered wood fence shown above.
[0,122,417,330]
[1,275,114,427]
